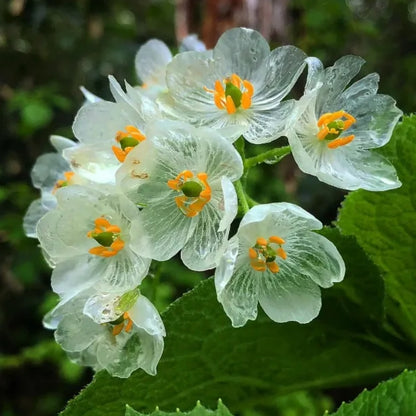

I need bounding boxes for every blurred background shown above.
[1,0,415,415]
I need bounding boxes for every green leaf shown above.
[329,369,416,415]
[337,115,416,344]
[61,230,412,416]
[125,400,233,416]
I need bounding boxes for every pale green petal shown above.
[216,253,260,328]
[134,39,172,86]
[336,72,379,106]
[284,231,345,288]
[83,291,124,324]
[258,269,322,323]
[23,198,49,238]
[218,176,238,232]
[317,55,365,115]
[129,295,166,337]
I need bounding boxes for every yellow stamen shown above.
[112,312,133,336]
[249,235,286,273]
[168,170,211,217]
[87,217,125,258]
[316,110,356,149]
[112,125,146,163]
[204,73,254,113]
[53,171,75,193]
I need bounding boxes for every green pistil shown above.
[254,244,276,262]
[325,120,344,141]
[92,231,115,247]
[181,180,203,197]
[225,82,242,108]
[120,136,139,150]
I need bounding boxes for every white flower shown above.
[23,135,84,238]
[36,185,151,296]
[215,203,345,327]
[287,56,403,191]
[65,76,160,184]
[135,35,206,99]
[44,288,165,377]
[117,120,243,271]
[160,27,307,143]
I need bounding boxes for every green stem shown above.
[234,180,250,215]
[245,145,291,169]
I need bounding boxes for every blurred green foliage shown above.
[1,1,415,416]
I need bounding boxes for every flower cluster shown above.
[25,28,401,378]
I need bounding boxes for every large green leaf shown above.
[329,369,416,415]
[337,115,416,344]
[125,400,232,416]
[61,230,411,416]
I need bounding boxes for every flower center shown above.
[317,110,356,149]
[204,73,254,115]
[248,236,287,273]
[110,312,133,336]
[167,170,211,217]
[87,217,125,257]
[52,171,74,193]
[112,125,146,163]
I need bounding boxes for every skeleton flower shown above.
[287,56,402,191]
[117,120,243,271]
[44,287,165,377]
[23,135,86,238]
[161,27,307,143]
[135,35,206,99]
[65,76,160,184]
[215,203,345,327]
[36,185,151,296]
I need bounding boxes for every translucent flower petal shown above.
[23,198,49,238]
[80,86,102,104]
[316,55,365,114]
[129,295,166,337]
[135,39,172,86]
[50,135,76,153]
[284,232,345,288]
[258,269,322,323]
[213,27,270,85]
[179,34,206,52]
[215,243,260,328]
[31,153,71,191]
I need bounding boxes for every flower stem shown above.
[234,180,250,215]
[245,146,291,169]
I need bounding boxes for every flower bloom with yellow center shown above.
[87,217,125,257]
[204,74,254,115]
[161,27,307,143]
[65,76,160,185]
[112,125,146,163]
[215,203,345,328]
[167,170,211,217]
[287,56,402,191]
[44,288,165,378]
[24,135,85,239]
[37,185,151,295]
[117,120,243,271]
